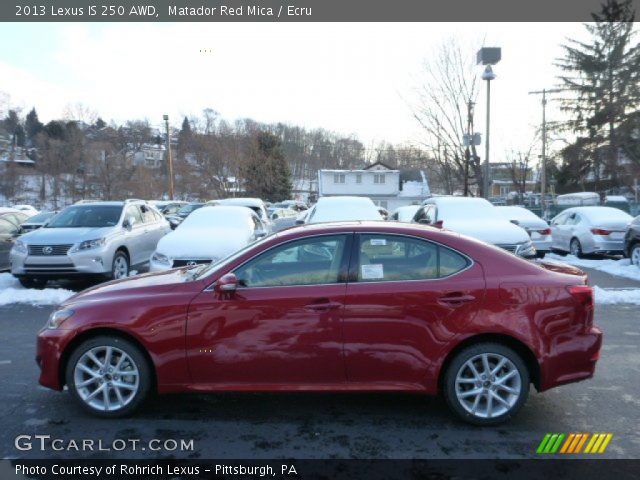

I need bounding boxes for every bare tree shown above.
[412,39,482,195]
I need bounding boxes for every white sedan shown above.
[149,206,267,271]
[300,196,383,224]
[496,206,552,257]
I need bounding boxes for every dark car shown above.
[19,211,58,232]
[37,222,602,425]
[624,215,640,267]
[166,203,204,229]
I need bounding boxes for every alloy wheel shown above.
[454,353,522,419]
[73,346,140,412]
[112,254,129,279]
[570,239,582,257]
[632,245,640,268]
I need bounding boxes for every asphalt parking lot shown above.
[0,267,639,460]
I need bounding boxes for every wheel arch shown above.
[438,333,540,392]
[59,327,157,391]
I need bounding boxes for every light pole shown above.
[528,88,562,215]
[163,114,175,200]
[477,47,501,200]
[482,65,495,199]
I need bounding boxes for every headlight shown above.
[151,251,171,265]
[12,240,27,254]
[47,309,74,329]
[69,238,106,253]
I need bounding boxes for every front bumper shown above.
[36,327,77,391]
[539,326,603,391]
[11,247,112,278]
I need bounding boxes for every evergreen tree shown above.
[25,108,44,142]
[242,131,292,202]
[94,117,106,129]
[556,0,640,187]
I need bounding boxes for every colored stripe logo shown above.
[537,433,612,454]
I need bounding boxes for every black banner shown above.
[3,0,640,22]
[3,459,640,480]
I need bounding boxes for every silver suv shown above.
[10,200,170,288]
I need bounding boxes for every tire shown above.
[570,238,584,258]
[443,342,530,426]
[18,276,47,289]
[65,336,151,418]
[111,251,130,280]
[631,243,640,268]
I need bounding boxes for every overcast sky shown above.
[0,22,590,160]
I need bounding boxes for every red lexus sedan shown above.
[36,222,602,425]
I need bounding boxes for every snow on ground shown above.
[0,273,75,306]
[546,253,640,282]
[594,286,640,305]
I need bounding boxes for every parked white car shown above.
[209,198,272,232]
[390,205,421,223]
[300,196,383,224]
[549,206,633,257]
[149,206,267,271]
[10,204,39,217]
[11,200,170,287]
[496,206,552,257]
[413,196,536,258]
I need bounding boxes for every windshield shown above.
[178,204,203,215]
[46,205,123,228]
[26,211,55,223]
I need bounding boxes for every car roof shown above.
[273,220,444,239]
[217,197,265,207]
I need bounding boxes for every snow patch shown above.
[546,254,640,282]
[0,273,74,306]
[593,286,640,305]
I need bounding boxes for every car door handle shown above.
[438,293,475,307]
[304,301,342,312]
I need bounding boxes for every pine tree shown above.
[242,131,292,202]
[25,108,44,143]
[556,0,640,188]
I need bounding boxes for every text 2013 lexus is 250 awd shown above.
[36,221,602,425]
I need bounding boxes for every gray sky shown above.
[0,22,590,160]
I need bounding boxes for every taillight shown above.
[567,285,594,329]
[537,228,552,235]
[591,228,612,235]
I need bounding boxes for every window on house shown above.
[333,173,345,184]
[374,174,386,184]
[356,173,362,184]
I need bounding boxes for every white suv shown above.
[10,200,170,288]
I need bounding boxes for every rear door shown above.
[342,233,485,388]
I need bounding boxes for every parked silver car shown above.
[496,206,552,258]
[10,200,170,288]
[550,206,633,257]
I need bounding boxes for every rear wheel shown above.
[65,336,151,417]
[570,238,584,258]
[18,276,47,289]
[631,243,640,268]
[443,343,530,426]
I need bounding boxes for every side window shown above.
[234,235,347,288]
[357,234,468,282]
[552,213,567,226]
[140,205,156,224]
[124,206,144,226]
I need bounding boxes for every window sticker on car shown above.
[361,263,384,279]
[370,239,387,246]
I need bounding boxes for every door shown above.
[0,218,20,270]
[342,233,485,388]
[122,205,145,265]
[550,212,570,250]
[186,234,352,386]
[139,205,166,259]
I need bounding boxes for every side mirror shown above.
[433,220,444,229]
[510,219,520,225]
[216,273,237,293]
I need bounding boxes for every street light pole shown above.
[482,66,495,199]
[163,114,175,200]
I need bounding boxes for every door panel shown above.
[342,234,486,389]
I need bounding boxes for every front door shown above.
[186,234,352,386]
[342,233,486,389]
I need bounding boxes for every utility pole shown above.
[464,99,474,196]
[163,114,175,200]
[529,88,561,216]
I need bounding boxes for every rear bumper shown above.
[539,326,603,391]
[584,237,625,254]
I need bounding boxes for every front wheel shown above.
[631,244,640,268]
[65,336,151,417]
[443,343,530,426]
[111,251,130,280]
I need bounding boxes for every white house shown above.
[318,161,430,211]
